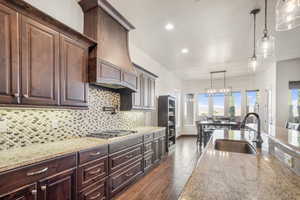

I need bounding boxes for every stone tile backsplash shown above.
[0,86,145,151]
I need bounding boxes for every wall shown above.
[276,58,300,128]
[0,87,145,150]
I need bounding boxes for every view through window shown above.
[246,90,259,113]
[197,94,209,117]
[289,89,300,123]
[228,92,241,117]
[212,93,225,116]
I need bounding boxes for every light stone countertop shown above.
[179,129,300,200]
[0,126,165,173]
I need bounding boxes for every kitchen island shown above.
[179,129,300,200]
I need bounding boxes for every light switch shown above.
[0,120,8,132]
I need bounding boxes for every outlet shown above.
[0,120,8,132]
[52,119,59,129]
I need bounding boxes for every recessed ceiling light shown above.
[165,23,174,31]
[181,48,189,54]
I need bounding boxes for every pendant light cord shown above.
[264,0,268,34]
[253,12,256,57]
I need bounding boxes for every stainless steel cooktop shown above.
[87,130,138,139]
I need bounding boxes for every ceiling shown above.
[108,0,300,80]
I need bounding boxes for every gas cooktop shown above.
[87,130,138,139]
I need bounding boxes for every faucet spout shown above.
[241,112,263,148]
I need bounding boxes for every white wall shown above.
[276,58,300,128]
[23,0,183,129]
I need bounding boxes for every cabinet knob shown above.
[41,185,47,191]
[31,189,37,195]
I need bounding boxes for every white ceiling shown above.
[108,0,300,80]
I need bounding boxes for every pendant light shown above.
[205,71,232,96]
[258,0,275,59]
[276,0,300,31]
[249,9,260,71]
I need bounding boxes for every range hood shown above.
[79,0,137,92]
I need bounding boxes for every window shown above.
[246,90,259,113]
[184,94,195,125]
[197,94,209,117]
[212,93,225,116]
[228,92,242,117]
[289,89,300,123]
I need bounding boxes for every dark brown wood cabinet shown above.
[38,169,76,200]
[60,35,89,107]
[120,64,157,111]
[0,4,19,105]
[21,15,60,106]
[0,1,96,108]
[0,183,37,200]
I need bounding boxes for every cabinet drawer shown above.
[143,132,154,143]
[109,136,143,154]
[109,145,143,173]
[144,142,153,155]
[0,153,76,194]
[109,161,143,197]
[78,157,108,190]
[144,154,153,171]
[154,130,164,138]
[78,145,108,165]
[79,178,107,200]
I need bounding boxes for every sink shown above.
[214,139,256,154]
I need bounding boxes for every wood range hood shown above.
[79,0,137,92]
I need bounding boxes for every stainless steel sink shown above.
[214,139,256,154]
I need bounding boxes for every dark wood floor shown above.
[115,136,202,200]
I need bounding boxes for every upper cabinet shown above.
[79,0,138,92]
[0,0,96,108]
[0,4,19,104]
[120,64,157,111]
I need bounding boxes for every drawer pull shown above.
[27,167,48,176]
[90,152,101,156]
[23,94,29,98]
[89,193,101,200]
[31,189,37,195]
[41,185,47,191]
[125,172,134,177]
[88,169,102,175]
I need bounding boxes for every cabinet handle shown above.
[41,185,47,191]
[89,193,101,200]
[27,167,48,176]
[23,94,29,98]
[90,152,101,156]
[13,93,20,97]
[88,169,101,175]
[31,189,37,195]
[125,172,134,177]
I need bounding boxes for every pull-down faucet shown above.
[241,112,263,148]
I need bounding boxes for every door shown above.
[38,169,75,200]
[0,4,19,104]
[60,34,88,107]
[21,15,60,105]
[0,183,37,200]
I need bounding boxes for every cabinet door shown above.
[38,169,76,200]
[0,4,19,104]
[148,78,155,109]
[132,72,142,108]
[142,75,149,108]
[159,137,166,159]
[0,184,37,200]
[21,15,60,105]
[60,35,88,107]
[152,139,160,164]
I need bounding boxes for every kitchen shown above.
[0,0,299,200]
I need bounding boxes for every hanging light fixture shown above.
[205,71,232,96]
[258,0,275,59]
[249,9,260,71]
[276,0,300,31]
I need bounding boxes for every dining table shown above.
[196,120,240,146]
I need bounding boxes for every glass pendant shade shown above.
[276,0,300,31]
[257,34,275,59]
[249,56,258,71]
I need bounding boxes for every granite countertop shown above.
[179,129,300,200]
[0,126,165,173]
[247,123,300,155]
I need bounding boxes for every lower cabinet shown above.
[0,184,37,200]
[78,178,107,200]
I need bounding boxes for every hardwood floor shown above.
[115,136,202,200]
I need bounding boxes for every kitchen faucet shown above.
[241,112,263,148]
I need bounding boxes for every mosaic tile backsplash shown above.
[0,87,145,151]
